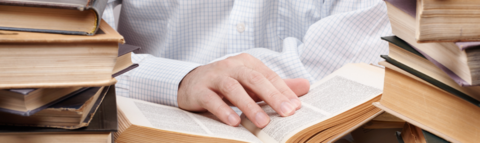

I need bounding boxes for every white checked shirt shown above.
[102,0,392,107]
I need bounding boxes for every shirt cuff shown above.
[115,54,201,107]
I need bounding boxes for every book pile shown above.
[373,0,480,142]
[0,0,138,143]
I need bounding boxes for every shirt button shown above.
[236,23,245,33]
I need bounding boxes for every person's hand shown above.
[178,53,310,128]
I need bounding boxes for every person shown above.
[102,0,391,129]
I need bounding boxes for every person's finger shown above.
[242,78,310,102]
[232,66,296,117]
[234,53,301,109]
[196,89,241,126]
[214,75,270,128]
[283,78,310,96]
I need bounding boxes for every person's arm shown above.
[106,0,390,129]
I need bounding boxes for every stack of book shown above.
[0,0,138,142]
[374,0,480,142]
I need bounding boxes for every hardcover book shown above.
[0,20,124,89]
[0,87,85,116]
[0,85,117,143]
[373,67,480,143]
[385,0,480,86]
[0,86,110,129]
[0,0,108,35]
[380,36,480,104]
[113,44,140,77]
[0,44,138,116]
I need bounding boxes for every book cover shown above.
[0,85,117,132]
[0,87,88,116]
[112,44,140,77]
[0,0,108,35]
[380,36,480,107]
[0,20,124,43]
[0,86,111,129]
[374,67,480,143]
[385,0,480,86]
[0,20,123,89]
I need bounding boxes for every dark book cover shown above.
[422,130,450,143]
[383,35,472,86]
[0,0,108,35]
[112,43,140,77]
[394,130,449,143]
[0,85,117,132]
[395,131,404,143]
[118,44,140,57]
[0,86,111,129]
[0,88,89,116]
[381,36,480,107]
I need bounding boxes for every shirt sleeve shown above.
[101,0,200,107]
[115,53,200,107]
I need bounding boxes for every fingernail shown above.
[255,112,269,127]
[228,114,239,126]
[291,98,301,109]
[281,101,295,116]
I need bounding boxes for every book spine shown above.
[87,0,108,35]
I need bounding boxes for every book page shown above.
[191,112,262,143]
[117,96,262,143]
[241,63,384,143]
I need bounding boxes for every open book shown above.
[115,63,385,143]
